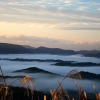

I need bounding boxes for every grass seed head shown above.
[66,69,82,80]
[44,95,46,100]
[21,75,34,99]
[96,93,100,100]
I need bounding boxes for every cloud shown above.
[59,27,100,30]
[3,35,59,43]
[0,35,100,50]
[0,0,100,30]
[98,8,100,10]
[78,6,88,11]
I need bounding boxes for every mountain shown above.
[0,43,33,54]
[0,42,100,57]
[0,43,77,55]
[84,53,100,58]
[77,50,100,54]
[77,50,100,58]
[22,45,35,49]
[34,46,77,55]
[13,67,59,75]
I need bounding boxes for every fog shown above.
[0,54,100,93]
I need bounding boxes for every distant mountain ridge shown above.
[0,43,100,57]
[77,50,100,58]
[0,43,34,54]
[0,43,77,55]
[77,50,100,54]
[34,46,77,55]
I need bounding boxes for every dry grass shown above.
[21,75,34,98]
[51,69,82,99]
[66,69,82,80]
[0,66,37,100]
[0,66,13,100]
[93,85,100,100]
[0,66,100,100]
[49,69,82,100]
[74,81,82,99]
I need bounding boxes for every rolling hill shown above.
[0,42,100,58]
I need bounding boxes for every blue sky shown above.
[0,0,100,50]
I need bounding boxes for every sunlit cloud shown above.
[78,6,88,11]
[0,35,59,44]
[98,8,100,10]
[0,0,100,30]
[0,35,100,50]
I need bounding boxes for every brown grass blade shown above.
[66,69,82,80]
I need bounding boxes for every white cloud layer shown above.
[0,0,100,30]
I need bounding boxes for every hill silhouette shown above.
[0,43,77,55]
[0,42,100,57]
[13,67,59,76]
[53,61,100,66]
[0,43,33,54]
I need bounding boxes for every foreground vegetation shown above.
[0,66,100,100]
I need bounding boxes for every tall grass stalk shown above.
[50,70,82,100]
[0,66,36,100]
[0,65,100,100]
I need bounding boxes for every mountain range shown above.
[0,42,100,57]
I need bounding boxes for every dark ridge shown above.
[0,43,33,54]
[80,71,100,80]
[0,75,23,78]
[35,46,77,55]
[77,50,100,55]
[84,53,100,58]
[52,61,100,67]
[13,67,59,75]
[22,45,35,49]
[1,42,100,56]
[76,50,100,58]
[0,42,77,55]
[0,58,64,62]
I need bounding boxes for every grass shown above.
[0,66,100,100]
[0,66,36,100]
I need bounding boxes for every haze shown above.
[0,0,100,50]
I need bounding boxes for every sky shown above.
[0,0,100,50]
